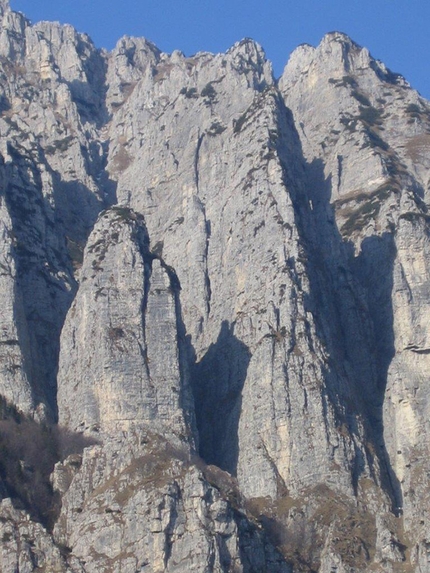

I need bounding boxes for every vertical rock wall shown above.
[0,1,428,570]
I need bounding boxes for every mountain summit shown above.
[0,3,429,572]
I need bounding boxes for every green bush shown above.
[201,83,217,101]
[406,103,421,114]
[207,121,226,136]
[44,135,74,155]
[358,106,383,126]
[180,87,198,99]
[364,128,389,150]
[351,90,371,107]
[328,75,357,88]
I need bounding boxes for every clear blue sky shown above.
[10,0,430,99]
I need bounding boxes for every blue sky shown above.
[10,0,430,99]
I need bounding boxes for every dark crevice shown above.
[337,154,343,190]
[157,258,199,446]
[203,212,212,316]
[194,132,204,192]
[67,45,110,128]
[163,484,180,568]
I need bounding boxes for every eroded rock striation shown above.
[0,0,429,570]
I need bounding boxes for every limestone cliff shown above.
[0,1,428,570]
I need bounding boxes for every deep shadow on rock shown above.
[276,99,402,512]
[191,321,251,475]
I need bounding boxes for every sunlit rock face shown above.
[0,1,429,570]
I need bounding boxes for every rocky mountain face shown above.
[0,0,429,570]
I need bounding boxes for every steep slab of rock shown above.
[0,1,116,417]
[57,207,195,443]
[281,31,430,570]
[103,34,389,521]
[0,499,70,573]
[0,194,33,412]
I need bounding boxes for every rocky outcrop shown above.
[0,499,69,573]
[0,2,429,571]
[280,32,430,568]
[104,36,371,505]
[57,206,196,442]
[52,433,291,573]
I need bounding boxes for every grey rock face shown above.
[0,194,33,412]
[0,4,116,416]
[104,38,372,506]
[0,499,69,573]
[52,433,291,573]
[280,31,430,569]
[0,3,429,571]
[57,207,195,444]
